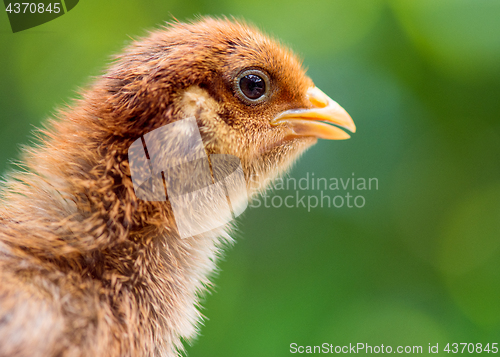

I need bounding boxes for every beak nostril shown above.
[306,87,329,108]
[308,96,328,108]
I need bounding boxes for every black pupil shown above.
[239,74,266,100]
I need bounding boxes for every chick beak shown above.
[271,87,356,140]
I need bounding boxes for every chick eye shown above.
[235,69,271,104]
[240,74,265,99]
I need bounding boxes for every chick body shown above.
[0,18,354,357]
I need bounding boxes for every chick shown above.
[0,18,355,357]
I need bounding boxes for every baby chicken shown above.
[0,18,355,357]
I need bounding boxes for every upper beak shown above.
[270,87,356,140]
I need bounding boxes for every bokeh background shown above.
[1,0,500,355]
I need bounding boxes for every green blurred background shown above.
[1,0,500,355]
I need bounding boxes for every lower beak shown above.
[270,87,355,140]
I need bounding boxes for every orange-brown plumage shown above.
[0,18,354,356]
